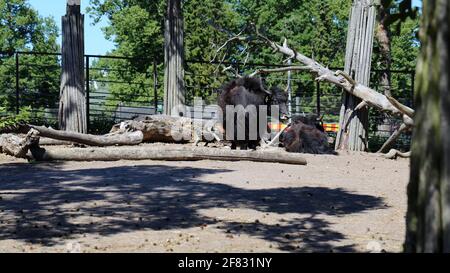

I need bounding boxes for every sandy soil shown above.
[0,149,409,253]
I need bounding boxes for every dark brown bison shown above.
[218,77,288,150]
[281,114,336,154]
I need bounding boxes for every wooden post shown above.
[153,61,159,113]
[58,0,87,133]
[163,0,185,116]
[335,0,377,151]
[287,58,292,118]
[15,52,20,115]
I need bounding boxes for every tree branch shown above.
[253,33,415,123]
[249,66,311,77]
[377,122,411,153]
[386,95,415,118]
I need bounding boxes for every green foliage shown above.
[380,0,419,34]
[0,0,60,115]
[89,113,116,135]
[88,0,165,61]
[0,106,31,130]
[87,0,419,124]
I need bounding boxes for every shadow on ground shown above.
[0,162,385,252]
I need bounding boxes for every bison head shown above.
[268,87,289,122]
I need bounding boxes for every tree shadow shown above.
[0,162,385,251]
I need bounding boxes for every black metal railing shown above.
[0,51,415,150]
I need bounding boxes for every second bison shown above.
[281,114,336,154]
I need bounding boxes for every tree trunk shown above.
[376,4,392,97]
[376,3,396,151]
[405,0,450,252]
[163,0,185,116]
[335,0,377,151]
[59,0,87,133]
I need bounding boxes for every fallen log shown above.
[27,115,222,147]
[39,138,73,146]
[111,115,223,144]
[0,129,40,158]
[28,145,307,165]
[110,115,192,142]
[29,125,144,146]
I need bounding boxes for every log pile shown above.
[0,115,307,165]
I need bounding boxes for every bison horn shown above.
[262,88,272,95]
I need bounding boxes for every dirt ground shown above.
[0,148,410,253]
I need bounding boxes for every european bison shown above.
[218,77,288,149]
[281,114,336,154]
[290,114,325,132]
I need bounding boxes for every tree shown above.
[405,0,450,252]
[376,1,393,97]
[371,1,420,152]
[59,0,87,133]
[88,0,419,134]
[183,0,240,103]
[163,0,185,115]
[88,0,166,60]
[0,0,59,114]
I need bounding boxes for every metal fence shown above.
[184,60,415,151]
[0,51,161,134]
[0,51,415,150]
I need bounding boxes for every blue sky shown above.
[29,0,423,56]
[413,0,422,8]
[29,0,115,55]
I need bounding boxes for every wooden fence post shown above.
[335,0,377,151]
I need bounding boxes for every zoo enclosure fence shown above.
[0,51,415,150]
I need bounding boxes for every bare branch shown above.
[377,123,411,153]
[221,65,242,78]
[343,101,368,132]
[335,70,357,87]
[386,96,415,118]
[249,66,311,77]
[382,149,411,159]
[261,123,291,148]
[210,30,246,63]
[253,32,415,122]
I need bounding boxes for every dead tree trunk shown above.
[59,0,87,133]
[163,0,185,116]
[0,129,40,158]
[405,0,450,252]
[335,0,377,151]
[25,115,221,147]
[28,145,307,165]
[30,125,144,147]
